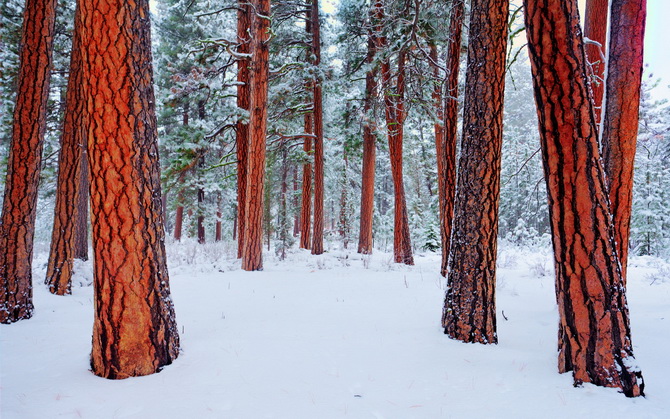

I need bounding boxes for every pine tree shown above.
[79,0,180,378]
[524,0,643,397]
[442,0,508,343]
[0,0,58,324]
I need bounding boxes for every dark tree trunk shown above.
[46,2,86,295]
[299,8,314,251]
[236,0,251,257]
[583,0,609,125]
[174,104,189,242]
[311,0,325,255]
[79,0,179,378]
[443,0,508,344]
[524,0,644,397]
[197,101,206,245]
[241,0,270,271]
[74,146,89,261]
[0,0,58,323]
[601,0,647,281]
[437,0,464,277]
[293,169,300,237]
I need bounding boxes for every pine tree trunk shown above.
[299,8,314,251]
[584,0,609,125]
[215,191,223,242]
[437,0,464,277]
[383,48,413,265]
[46,3,85,295]
[0,0,57,323]
[293,169,300,237]
[443,0,507,343]
[601,0,646,281]
[197,101,206,245]
[174,104,189,242]
[79,0,179,378]
[357,2,380,255]
[311,0,325,255]
[524,0,644,397]
[236,0,251,258]
[74,146,89,261]
[241,0,270,271]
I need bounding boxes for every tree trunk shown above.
[0,0,57,323]
[583,0,609,126]
[300,8,314,251]
[174,104,189,242]
[442,0,507,344]
[293,169,300,237]
[357,1,381,255]
[601,0,646,282]
[80,0,179,378]
[215,191,223,242]
[197,101,206,244]
[46,3,85,296]
[523,0,644,397]
[74,146,89,261]
[437,0,464,277]
[236,0,251,258]
[241,0,270,271]
[383,48,413,265]
[311,0,325,255]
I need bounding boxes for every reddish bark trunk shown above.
[241,0,270,271]
[437,0,464,277]
[311,0,325,255]
[583,0,609,125]
[74,146,89,261]
[236,0,251,257]
[382,47,413,265]
[300,8,314,251]
[443,0,508,344]
[601,0,646,281]
[79,0,179,378]
[357,1,381,255]
[0,0,57,323]
[46,2,86,295]
[293,169,300,237]
[524,0,643,397]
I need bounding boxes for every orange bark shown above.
[46,2,86,295]
[443,0,507,344]
[79,0,179,378]
[583,0,609,125]
[300,8,314,251]
[236,0,251,257]
[524,0,643,397]
[241,0,270,271]
[357,1,381,255]
[601,0,647,281]
[311,0,325,255]
[436,0,464,277]
[0,0,58,323]
[383,49,413,265]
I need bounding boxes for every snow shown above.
[1,243,669,418]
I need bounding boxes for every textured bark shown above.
[357,2,381,255]
[74,147,89,261]
[437,0,464,277]
[601,0,646,281]
[46,2,86,296]
[241,0,270,271]
[442,0,507,344]
[299,8,314,251]
[197,102,206,245]
[293,169,300,237]
[0,0,57,323]
[215,191,223,242]
[583,0,609,125]
[174,104,189,242]
[236,0,251,258]
[524,0,644,397]
[79,0,179,378]
[311,0,324,255]
[382,49,413,265]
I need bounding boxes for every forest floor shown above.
[1,241,669,418]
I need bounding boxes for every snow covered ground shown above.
[1,241,669,418]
